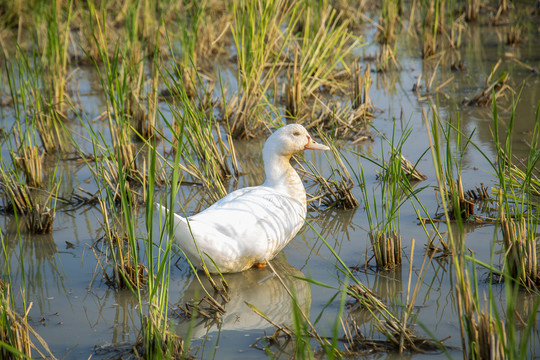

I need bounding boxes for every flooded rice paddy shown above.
[1,1,540,359]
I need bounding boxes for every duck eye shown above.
[293,131,300,136]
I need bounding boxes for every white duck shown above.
[158,124,329,273]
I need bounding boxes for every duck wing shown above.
[158,186,305,273]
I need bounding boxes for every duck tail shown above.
[155,203,193,238]
[155,203,203,266]
[155,203,170,220]
[155,203,188,226]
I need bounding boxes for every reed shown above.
[78,121,146,290]
[455,260,505,360]
[422,109,492,222]
[76,116,187,356]
[84,127,185,356]
[465,0,480,22]
[303,99,372,140]
[143,137,197,358]
[178,0,204,68]
[420,0,442,58]
[285,52,302,119]
[0,289,32,359]
[424,105,499,359]
[376,44,399,72]
[135,41,161,140]
[11,145,43,188]
[86,2,142,142]
[506,24,523,45]
[85,7,157,195]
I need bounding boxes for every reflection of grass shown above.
[0,226,57,359]
[296,3,358,100]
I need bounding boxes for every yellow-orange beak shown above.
[304,136,330,151]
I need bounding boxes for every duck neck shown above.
[263,152,306,206]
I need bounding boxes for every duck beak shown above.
[305,136,330,151]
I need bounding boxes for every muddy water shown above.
[1,17,540,360]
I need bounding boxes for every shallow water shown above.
[1,8,540,360]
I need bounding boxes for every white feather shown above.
[159,124,329,273]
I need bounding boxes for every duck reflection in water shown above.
[174,258,310,339]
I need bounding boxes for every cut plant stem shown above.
[369,230,402,269]
[499,191,539,289]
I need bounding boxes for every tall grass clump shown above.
[85,5,149,190]
[140,140,197,358]
[0,141,58,234]
[228,0,296,138]
[77,127,185,356]
[351,62,375,122]
[0,288,32,359]
[422,109,486,222]
[425,99,540,359]
[85,1,157,140]
[419,0,444,58]
[38,0,73,118]
[357,124,426,269]
[3,47,68,154]
[76,119,146,289]
[287,3,362,136]
[9,126,45,189]
[294,3,358,100]
[162,57,238,203]
[424,106,503,359]
[492,97,540,288]
[376,0,400,45]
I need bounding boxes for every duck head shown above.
[264,124,329,157]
